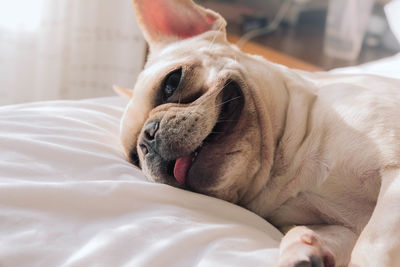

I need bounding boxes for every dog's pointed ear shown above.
[133,0,226,47]
[113,85,133,98]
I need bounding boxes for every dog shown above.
[116,0,400,266]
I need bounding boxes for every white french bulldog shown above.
[117,0,400,266]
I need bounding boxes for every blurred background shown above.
[0,0,399,105]
[0,0,146,105]
[200,0,400,70]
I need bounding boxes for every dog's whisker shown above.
[192,80,233,109]
[162,71,236,127]
[214,95,242,108]
[216,119,238,122]
[181,86,222,117]
[208,23,224,50]
[184,83,240,118]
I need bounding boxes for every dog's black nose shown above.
[139,120,160,156]
[143,120,159,141]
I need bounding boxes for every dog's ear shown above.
[133,0,226,47]
[113,85,133,98]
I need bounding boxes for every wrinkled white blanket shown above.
[1,53,399,267]
[0,97,281,267]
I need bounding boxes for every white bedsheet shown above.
[1,52,400,267]
[0,98,281,267]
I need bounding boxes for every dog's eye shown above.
[162,68,182,100]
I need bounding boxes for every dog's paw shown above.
[277,233,335,267]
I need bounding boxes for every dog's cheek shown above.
[195,131,262,203]
[186,152,224,190]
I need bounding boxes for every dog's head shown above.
[119,0,283,204]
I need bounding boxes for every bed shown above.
[1,53,399,267]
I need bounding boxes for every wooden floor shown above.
[224,9,398,71]
[227,35,322,72]
[238,19,396,70]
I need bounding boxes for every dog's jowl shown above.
[118,0,400,266]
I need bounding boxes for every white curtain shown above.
[0,0,146,105]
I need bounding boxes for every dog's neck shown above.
[238,60,318,217]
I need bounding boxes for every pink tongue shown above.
[173,156,192,184]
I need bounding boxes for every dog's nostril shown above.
[140,144,149,155]
[144,121,159,141]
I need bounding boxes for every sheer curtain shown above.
[0,0,146,105]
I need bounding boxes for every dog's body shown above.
[119,1,400,266]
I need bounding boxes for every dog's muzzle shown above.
[133,80,244,189]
